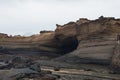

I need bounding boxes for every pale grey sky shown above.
[0,0,120,35]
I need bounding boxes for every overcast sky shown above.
[0,0,120,35]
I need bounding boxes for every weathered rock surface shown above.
[0,68,39,80]
[0,16,120,72]
[111,43,120,73]
[0,33,8,38]
[55,40,116,64]
[0,32,59,53]
[54,17,120,69]
[0,56,59,80]
[11,57,32,68]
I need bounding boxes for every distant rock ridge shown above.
[40,30,54,34]
[0,33,8,38]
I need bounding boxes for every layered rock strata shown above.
[0,16,120,72]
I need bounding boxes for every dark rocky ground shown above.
[0,53,60,80]
[0,53,120,80]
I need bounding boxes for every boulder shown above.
[0,62,10,69]
[11,57,32,68]
[30,63,41,72]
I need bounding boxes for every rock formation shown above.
[0,56,59,80]
[54,16,120,73]
[0,33,8,38]
[111,42,120,74]
[0,16,120,73]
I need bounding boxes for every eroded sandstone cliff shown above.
[0,16,120,73]
[54,16,120,73]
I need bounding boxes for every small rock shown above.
[41,70,52,74]
[54,66,60,71]
[40,74,56,80]
[30,63,41,72]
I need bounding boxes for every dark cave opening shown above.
[59,37,79,54]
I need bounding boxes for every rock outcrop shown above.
[54,16,120,72]
[0,16,120,73]
[0,57,59,80]
[111,42,120,73]
[0,33,8,38]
